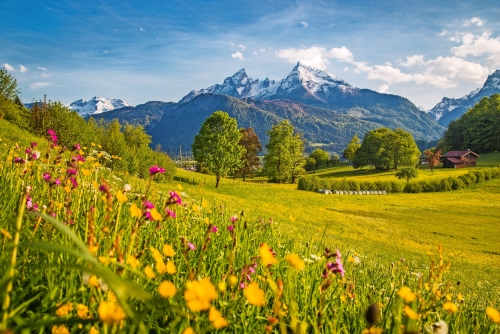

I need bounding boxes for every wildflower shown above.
[183,328,195,334]
[286,254,305,271]
[143,201,154,209]
[1,228,12,239]
[168,191,182,205]
[228,275,238,287]
[166,260,176,274]
[443,302,458,314]
[51,325,70,334]
[210,225,219,233]
[230,215,238,223]
[217,281,227,292]
[127,256,139,268]
[165,207,176,218]
[88,275,100,288]
[209,306,229,329]
[184,278,218,312]
[289,215,296,222]
[149,165,165,176]
[227,225,234,232]
[201,199,208,208]
[116,190,128,203]
[30,142,37,148]
[244,282,266,306]
[404,305,419,320]
[149,208,162,221]
[73,143,81,151]
[362,328,383,334]
[486,306,500,323]
[177,183,183,190]
[158,281,177,298]
[43,172,51,182]
[397,286,416,303]
[54,178,61,186]
[162,244,175,257]
[457,293,464,302]
[145,266,156,278]
[188,242,196,251]
[259,243,277,266]
[26,195,39,212]
[98,301,126,324]
[130,203,142,218]
[123,184,132,192]
[98,184,109,193]
[29,150,40,160]
[77,304,90,319]
[13,157,26,164]
[47,129,58,144]
[55,303,73,317]
[89,327,99,334]
[69,177,78,188]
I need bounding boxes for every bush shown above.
[451,177,465,190]
[390,181,405,193]
[439,178,453,192]
[404,182,423,193]
[460,173,476,186]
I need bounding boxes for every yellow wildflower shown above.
[92,181,99,189]
[145,265,156,279]
[424,283,430,290]
[98,301,126,324]
[116,190,128,203]
[228,275,238,287]
[184,278,217,312]
[443,302,458,314]
[201,199,208,208]
[404,305,419,320]
[64,186,71,193]
[1,228,12,239]
[88,275,100,288]
[130,203,142,218]
[166,260,176,274]
[89,326,99,334]
[486,306,500,323]
[457,293,464,302]
[285,254,305,271]
[55,202,64,210]
[150,247,163,261]
[81,168,90,176]
[88,244,99,254]
[156,259,167,274]
[397,286,416,303]
[203,217,210,224]
[127,256,139,268]
[362,328,383,334]
[51,325,70,334]
[446,294,452,301]
[347,255,355,263]
[55,303,73,317]
[259,243,277,266]
[217,281,227,292]
[77,304,90,319]
[244,282,266,306]
[91,142,95,147]
[340,295,347,302]
[158,281,177,298]
[162,244,175,257]
[150,208,162,221]
[192,204,200,213]
[98,144,102,149]
[289,215,296,222]
[177,184,183,190]
[209,306,229,329]
[182,327,195,334]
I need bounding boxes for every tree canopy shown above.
[437,94,500,154]
[309,148,329,169]
[236,128,262,181]
[353,128,420,170]
[343,134,361,162]
[192,111,244,187]
[263,120,305,183]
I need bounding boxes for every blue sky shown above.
[1,0,500,109]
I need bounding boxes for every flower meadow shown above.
[0,130,499,333]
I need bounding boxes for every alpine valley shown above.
[89,62,446,154]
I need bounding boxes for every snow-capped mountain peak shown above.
[69,96,131,117]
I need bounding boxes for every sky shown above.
[1,0,500,109]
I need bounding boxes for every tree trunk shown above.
[216,175,220,188]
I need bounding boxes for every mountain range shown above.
[89,62,445,154]
[67,96,131,117]
[429,70,500,126]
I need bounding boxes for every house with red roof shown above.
[440,150,479,168]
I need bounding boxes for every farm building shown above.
[440,150,479,168]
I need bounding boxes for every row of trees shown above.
[437,94,500,154]
[192,111,307,186]
[0,68,176,180]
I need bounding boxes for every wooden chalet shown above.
[440,150,479,168]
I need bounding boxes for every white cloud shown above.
[19,65,28,73]
[41,72,51,78]
[327,46,353,62]
[301,21,308,28]
[229,41,234,46]
[252,51,257,55]
[103,50,110,54]
[37,66,48,71]
[259,48,266,52]
[239,44,246,50]
[3,63,15,71]
[30,82,51,90]
[451,31,500,69]
[377,84,389,93]
[231,51,243,60]
[343,67,349,72]
[139,27,145,32]
[464,17,485,27]
[276,46,330,69]
[423,56,490,83]
[439,30,448,36]
[399,55,425,67]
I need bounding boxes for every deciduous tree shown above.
[423,148,442,172]
[192,111,244,187]
[343,134,361,162]
[309,148,329,169]
[395,166,419,182]
[237,128,262,181]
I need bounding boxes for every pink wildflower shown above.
[43,172,51,182]
[165,208,176,218]
[168,191,182,205]
[149,165,165,176]
[187,242,196,250]
[230,215,238,223]
[210,226,218,233]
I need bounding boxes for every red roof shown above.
[444,158,465,164]
[443,150,479,158]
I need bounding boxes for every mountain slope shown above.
[68,96,131,117]
[429,70,500,126]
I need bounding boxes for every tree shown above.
[353,128,420,170]
[309,148,329,169]
[192,111,244,187]
[396,166,419,182]
[0,67,27,126]
[237,128,262,181]
[305,157,316,171]
[330,153,341,166]
[423,148,442,172]
[343,134,361,162]
[263,120,305,183]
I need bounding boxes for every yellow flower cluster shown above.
[397,286,416,303]
[443,301,458,314]
[77,304,90,319]
[243,282,266,306]
[259,243,277,266]
[116,190,128,203]
[98,301,126,325]
[285,253,305,271]
[184,278,217,311]
[55,302,73,317]
[150,246,176,275]
[487,306,500,323]
[158,281,177,298]
[51,325,70,334]
[209,306,229,329]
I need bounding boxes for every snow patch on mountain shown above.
[69,97,131,117]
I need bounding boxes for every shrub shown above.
[390,181,405,193]
[404,181,423,193]
[451,177,465,190]
[439,178,453,192]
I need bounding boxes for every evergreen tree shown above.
[192,111,244,187]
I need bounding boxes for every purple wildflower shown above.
[168,191,182,205]
[43,172,51,182]
[143,201,155,209]
[26,196,38,211]
[69,177,78,188]
[144,211,153,221]
[29,151,40,161]
[227,225,234,232]
[210,225,218,233]
[30,142,37,148]
[165,207,176,218]
[187,242,196,250]
[230,215,238,223]
[73,143,81,151]
[98,184,109,193]
[25,148,32,155]
[54,178,61,186]
[13,157,26,164]
[66,169,77,176]
[47,129,58,144]
[326,249,345,278]
[149,165,165,176]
